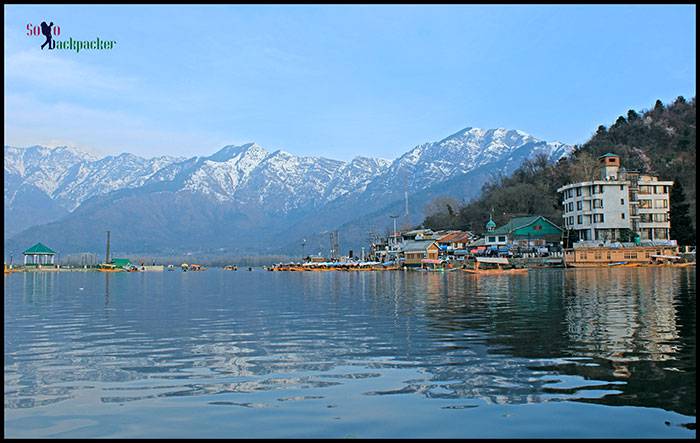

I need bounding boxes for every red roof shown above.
[437,231,471,244]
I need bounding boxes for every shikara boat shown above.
[463,257,528,275]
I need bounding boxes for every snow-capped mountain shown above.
[4,145,183,211]
[368,127,569,193]
[4,127,573,253]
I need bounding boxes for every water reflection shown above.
[4,268,696,432]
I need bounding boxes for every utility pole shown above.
[105,230,111,264]
[390,215,399,250]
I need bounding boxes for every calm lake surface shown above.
[4,268,696,438]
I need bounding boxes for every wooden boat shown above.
[608,261,629,267]
[97,263,122,272]
[463,267,528,275]
[463,257,527,275]
[224,265,238,271]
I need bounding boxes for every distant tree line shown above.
[422,96,696,245]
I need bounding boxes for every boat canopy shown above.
[476,257,510,265]
[420,259,444,264]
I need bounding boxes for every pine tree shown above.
[670,180,696,246]
[654,99,665,112]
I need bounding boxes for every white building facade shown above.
[557,154,673,242]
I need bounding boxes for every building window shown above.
[569,216,574,225]
[593,214,605,223]
[577,201,583,210]
[498,236,506,242]
[593,199,603,209]
[653,213,669,222]
[620,198,625,205]
[620,185,624,191]
[639,186,652,195]
[577,215,583,224]
[621,213,625,219]
[639,199,652,209]
[664,186,669,194]
[488,236,496,243]
[654,229,668,240]
[599,185,604,194]
[654,199,668,209]
[576,187,582,197]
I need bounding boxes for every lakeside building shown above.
[484,215,563,249]
[402,240,440,266]
[401,229,437,241]
[436,231,476,256]
[557,153,673,242]
[110,258,133,269]
[22,243,57,266]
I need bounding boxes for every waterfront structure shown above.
[557,153,673,242]
[401,229,436,241]
[110,258,132,269]
[22,243,56,266]
[436,231,474,255]
[402,240,440,266]
[484,216,563,248]
[564,245,680,267]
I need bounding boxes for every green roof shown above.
[491,216,560,235]
[22,242,56,255]
[598,152,619,158]
[110,258,132,267]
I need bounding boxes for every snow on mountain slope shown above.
[369,127,572,193]
[181,143,269,200]
[5,127,573,250]
[4,145,184,211]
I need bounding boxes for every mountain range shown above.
[4,127,572,257]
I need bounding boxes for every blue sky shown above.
[4,5,696,160]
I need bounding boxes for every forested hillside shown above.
[422,96,696,245]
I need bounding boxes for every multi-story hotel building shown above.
[557,153,673,242]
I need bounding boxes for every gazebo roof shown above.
[23,242,56,255]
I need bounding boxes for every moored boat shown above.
[463,256,527,275]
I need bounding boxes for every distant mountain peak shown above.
[208,142,267,162]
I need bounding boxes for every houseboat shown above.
[564,245,683,267]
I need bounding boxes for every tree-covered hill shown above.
[422,96,696,245]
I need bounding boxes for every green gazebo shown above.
[23,243,57,266]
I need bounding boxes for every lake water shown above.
[4,268,696,438]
